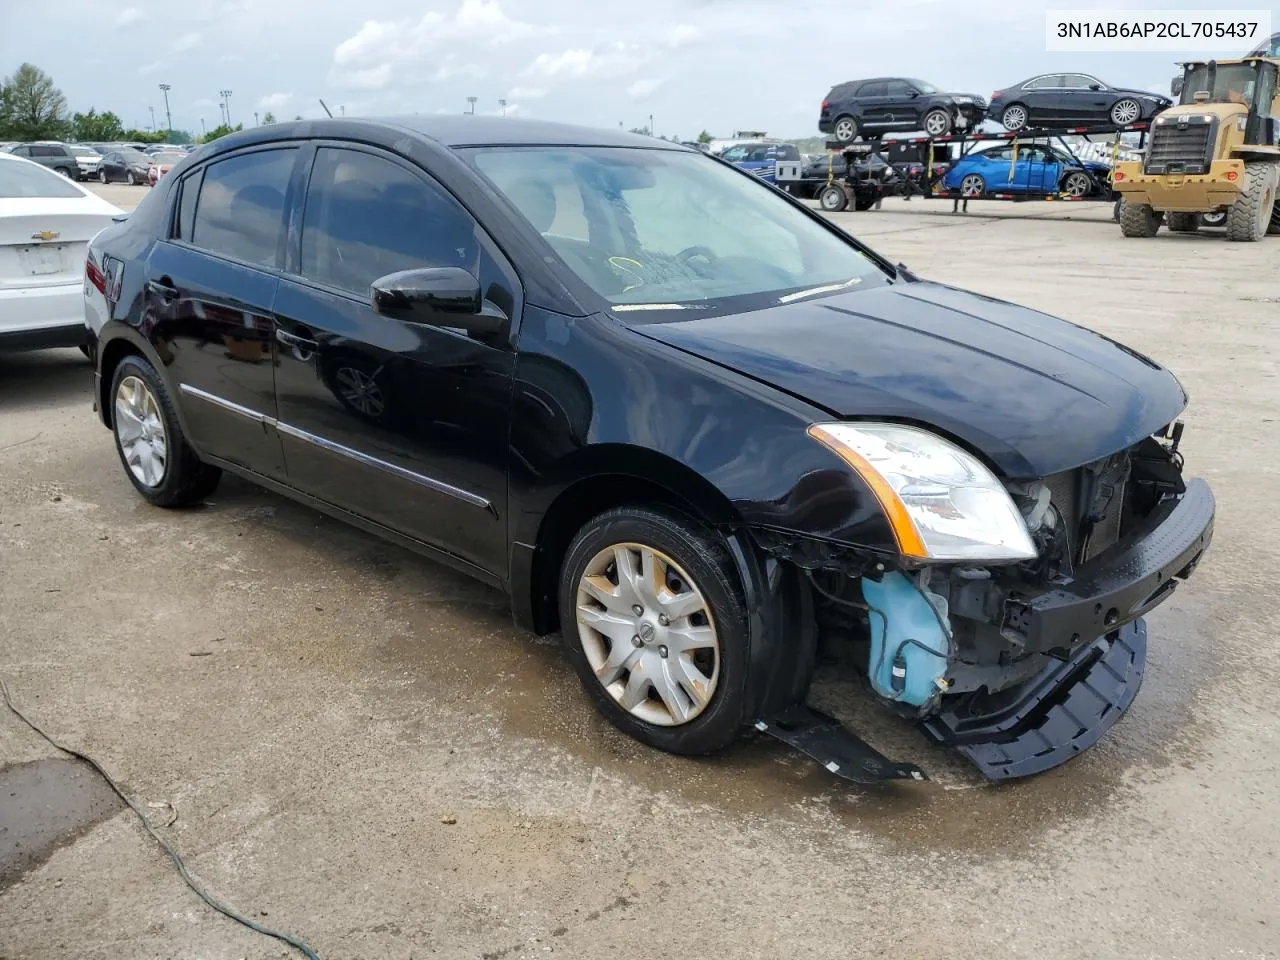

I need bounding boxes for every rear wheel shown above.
[559,507,749,756]
[1000,103,1028,131]
[818,183,848,211]
[1269,203,1280,236]
[98,169,108,184]
[1166,212,1199,233]
[832,115,858,143]
[1225,162,1278,242]
[58,166,75,178]
[1060,171,1092,197]
[110,355,221,507]
[1118,198,1162,237]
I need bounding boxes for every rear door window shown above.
[858,82,888,97]
[0,159,83,198]
[298,146,479,297]
[188,148,297,268]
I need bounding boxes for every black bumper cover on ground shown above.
[761,479,1213,784]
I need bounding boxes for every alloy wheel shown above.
[1111,99,1140,126]
[335,366,386,418]
[960,174,985,197]
[1001,105,1027,130]
[833,117,856,142]
[575,542,720,727]
[114,375,168,488]
[1062,172,1092,197]
[924,110,949,136]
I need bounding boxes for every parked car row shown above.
[819,73,1171,142]
[0,140,196,184]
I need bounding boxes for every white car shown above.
[69,145,103,180]
[0,151,123,351]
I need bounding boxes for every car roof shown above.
[346,116,687,149]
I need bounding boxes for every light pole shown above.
[149,105,156,131]
[158,83,172,136]
[254,111,260,126]
[219,90,233,127]
[498,98,507,116]
[649,113,654,136]
[466,96,477,115]
[200,117,206,136]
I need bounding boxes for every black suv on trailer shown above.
[819,78,987,142]
[83,117,1213,783]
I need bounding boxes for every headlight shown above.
[807,422,1037,562]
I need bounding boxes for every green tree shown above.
[261,111,276,124]
[0,63,68,140]
[199,122,243,143]
[121,128,166,144]
[628,125,652,136]
[70,108,123,142]
[697,129,713,144]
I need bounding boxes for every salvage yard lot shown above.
[2,185,1277,959]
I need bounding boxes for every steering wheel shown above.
[675,245,719,265]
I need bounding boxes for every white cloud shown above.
[627,76,668,99]
[525,43,649,82]
[509,86,546,100]
[257,92,292,111]
[172,32,202,53]
[114,7,141,26]
[330,1,550,89]
[666,24,701,48]
[138,60,164,76]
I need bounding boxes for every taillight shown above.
[86,252,106,294]
[821,99,830,111]
[991,91,1002,100]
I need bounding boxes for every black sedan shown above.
[96,148,153,185]
[989,73,1171,131]
[82,117,1214,783]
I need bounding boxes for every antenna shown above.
[318,98,333,118]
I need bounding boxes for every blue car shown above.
[942,143,1111,197]
[719,141,801,184]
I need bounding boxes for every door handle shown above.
[146,279,179,301]
[276,328,319,352]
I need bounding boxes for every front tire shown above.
[818,183,849,211]
[1118,198,1162,237]
[99,169,109,184]
[1060,171,1092,197]
[559,507,749,756]
[1110,98,1141,127]
[126,171,137,186]
[110,355,221,507]
[922,108,951,137]
[1225,162,1278,242]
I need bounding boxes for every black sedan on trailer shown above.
[989,74,1172,131]
[82,118,1213,782]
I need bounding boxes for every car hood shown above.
[630,281,1186,479]
[1111,87,1170,101]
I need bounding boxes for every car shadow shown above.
[0,349,94,413]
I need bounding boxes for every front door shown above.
[271,144,517,577]
[143,147,299,480]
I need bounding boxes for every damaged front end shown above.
[753,424,1214,782]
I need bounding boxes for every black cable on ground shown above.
[0,676,320,960]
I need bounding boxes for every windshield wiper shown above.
[776,277,863,304]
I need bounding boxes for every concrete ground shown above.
[1,184,1277,960]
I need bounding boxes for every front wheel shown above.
[559,507,749,755]
[1118,198,1162,237]
[1225,161,1278,242]
[922,108,951,137]
[818,183,849,211]
[110,355,221,506]
[126,171,137,186]
[99,169,109,184]
[1110,98,1141,127]
[1060,171,1092,197]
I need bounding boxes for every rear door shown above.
[142,146,299,480]
[270,143,517,576]
[856,81,892,130]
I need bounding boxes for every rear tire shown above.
[818,183,849,211]
[109,355,221,507]
[1118,198,1162,237]
[99,169,108,184]
[1225,162,1278,242]
[126,171,137,186]
[1269,203,1280,236]
[959,173,986,197]
[832,115,858,143]
[1000,103,1029,131]
[559,507,749,756]
[1166,212,1199,233]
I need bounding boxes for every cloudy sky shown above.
[3,0,1275,138]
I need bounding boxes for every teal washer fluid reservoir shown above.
[861,572,952,708]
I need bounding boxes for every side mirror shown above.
[909,91,920,98]
[370,267,506,335]
[1089,83,1102,91]
[1171,77,1183,96]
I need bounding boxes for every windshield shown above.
[120,150,150,163]
[913,80,940,94]
[1179,63,1263,107]
[154,152,184,164]
[0,159,84,198]
[469,146,884,317]
[70,146,100,157]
